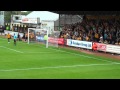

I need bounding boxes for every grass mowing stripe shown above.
[49,48,117,63]
[0,37,118,63]
[18,41,118,63]
[0,38,6,40]
[0,46,24,53]
[23,52,55,53]
[0,63,120,72]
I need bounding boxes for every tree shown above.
[21,11,32,15]
[4,11,32,23]
[4,11,17,23]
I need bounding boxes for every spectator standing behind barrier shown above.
[37,32,41,42]
[95,32,99,42]
[99,34,103,43]
[59,17,120,45]
[104,32,108,42]
[18,33,20,41]
[25,33,28,41]
[22,33,25,41]
[92,42,97,51]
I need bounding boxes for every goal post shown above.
[27,28,59,48]
[28,28,49,48]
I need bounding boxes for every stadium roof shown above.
[50,11,120,15]
[26,11,59,21]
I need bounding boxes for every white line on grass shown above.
[23,52,54,53]
[0,63,120,72]
[1,37,118,63]
[0,38,6,40]
[19,42,119,63]
[0,46,24,53]
[48,48,118,63]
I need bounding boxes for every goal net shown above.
[28,28,59,48]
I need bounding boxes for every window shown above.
[15,16,19,20]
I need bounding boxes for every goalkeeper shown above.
[44,34,48,44]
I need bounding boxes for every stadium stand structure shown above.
[48,11,120,55]
[50,11,120,15]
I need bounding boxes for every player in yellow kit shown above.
[7,33,11,43]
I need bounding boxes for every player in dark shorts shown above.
[7,33,11,43]
[14,33,17,46]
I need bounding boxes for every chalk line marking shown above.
[18,42,119,63]
[0,63,120,72]
[0,46,24,53]
[23,51,55,53]
[0,37,119,63]
[48,47,118,63]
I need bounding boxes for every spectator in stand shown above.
[72,35,75,40]
[83,33,86,41]
[95,32,99,42]
[116,29,120,45]
[76,36,80,40]
[86,34,89,41]
[104,32,108,43]
[108,33,112,44]
[92,42,97,51]
[99,34,103,43]
[63,33,67,39]
[18,33,20,41]
[59,16,120,46]
[59,31,62,38]
[60,33,64,38]
[25,32,28,42]
[22,33,25,41]
[116,38,120,45]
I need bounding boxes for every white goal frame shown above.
[28,28,49,48]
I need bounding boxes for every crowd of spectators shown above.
[59,17,120,45]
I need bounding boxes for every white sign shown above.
[106,45,120,54]
[22,18,37,24]
[67,39,92,49]
[4,30,12,35]
[4,30,24,38]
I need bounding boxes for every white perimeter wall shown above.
[41,20,54,34]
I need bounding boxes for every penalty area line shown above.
[0,46,24,53]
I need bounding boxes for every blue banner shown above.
[36,36,44,41]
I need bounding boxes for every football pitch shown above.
[0,37,120,79]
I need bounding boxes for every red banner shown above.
[48,37,64,45]
[93,42,107,51]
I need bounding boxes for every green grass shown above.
[0,37,120,79]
